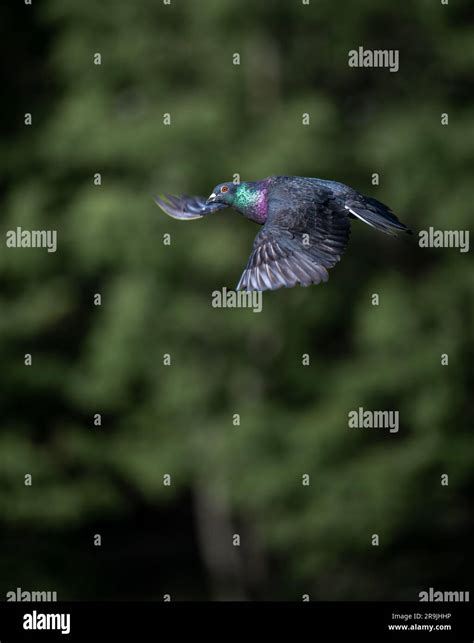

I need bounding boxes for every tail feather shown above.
[345,195,412,236]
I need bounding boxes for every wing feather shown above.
[236,211,350,292]
[154,194,227,220]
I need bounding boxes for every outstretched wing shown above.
[154,194,227,220]
[236,210,350,292]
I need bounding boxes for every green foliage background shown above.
[0,0,473,600]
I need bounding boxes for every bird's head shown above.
[207,182,237,206]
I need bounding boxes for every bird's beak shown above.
[206,193,217,204]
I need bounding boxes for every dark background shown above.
[0,0,473,601]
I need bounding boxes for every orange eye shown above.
[221,185,229,193]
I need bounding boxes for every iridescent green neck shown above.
[233,182,268,224]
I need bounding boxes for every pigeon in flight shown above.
[154,176,412,292]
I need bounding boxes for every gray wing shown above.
[154,194,227,220]
[236,202,351,292]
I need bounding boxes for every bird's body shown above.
[154,176,412,292]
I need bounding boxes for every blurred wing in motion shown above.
[154,194,228,220]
